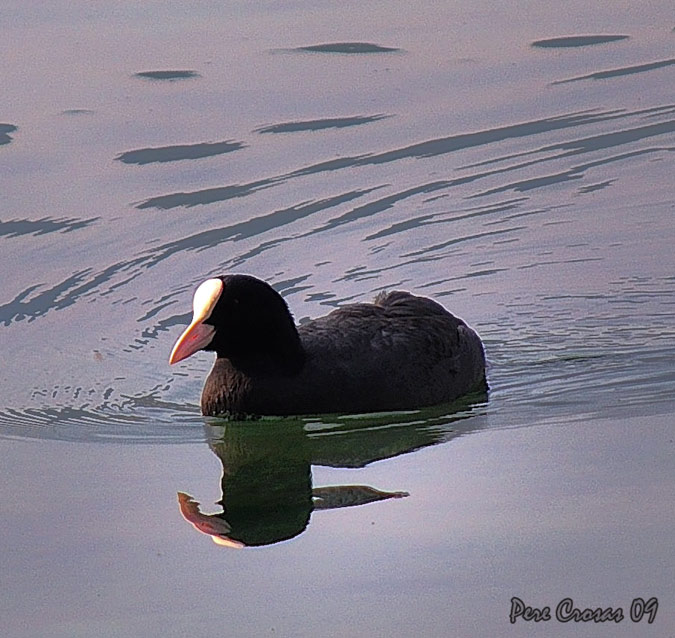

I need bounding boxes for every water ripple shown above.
[532,35,629,48]
[0,123,18,145]
[136,179,275,209]
[294,42,401,54]
[134,70,200,80]
[553,58,675,84]
[0,216,98,238]
[116,141,245,164]
[255,114,391,134]
[2,65,673,443]
[133,106,671,213]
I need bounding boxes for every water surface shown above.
[1,0,674,636]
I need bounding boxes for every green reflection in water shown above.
[179,392,487,547]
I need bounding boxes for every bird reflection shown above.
[178,392,487,547]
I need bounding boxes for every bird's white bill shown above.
[169,320,215,364]
[192,278,223,322]
[169,278,223,364]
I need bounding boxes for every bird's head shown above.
[169,274,301,366]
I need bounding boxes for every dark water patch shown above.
[354,111,621,164]
[229,236,289,268]
[314,291,366,307]
[140,312,191,340]
[270,274,312,297]
[285,154,372,178]
[295,165,542,238]
[575,146,675,174]
[137,109,627,212]
[0,393,486,448]
[116,140,245,164]
[220,194,384,268]
[532,35,629,48]
[327,226,524,285]
[1,189,376,328]
[472,168,585,197]
[370,279,409,292]
[61,109,94,116]
[402,227,526,258]
[365,212,436,241]
[488,343,675,422]
[641,104,675,119]
[134,70,200,80]
[11,109,667,332]
[336,258,434,284]
[462,110,675,168]
[136,179,274,209]
[339,265,370,283]
[136,297,179,323]
[365,199,524,241]
[487,207,550,225]
[255,114,391,134]
[0,403,205,444]
[142,188,380,267]
[459,268,507,279]
[0,256,148,326]
[578,180,615,193]
[306,291,337,303]
[430,287,467,298]
[424,193,450,203]
[0,216,98,238]
[470,146,674,199]
[310,165,557,236]
[295,42,401,54]
[304,117,672,228]
[314,182,452,233]
[415,278,449,291]
[287,109,625,178]
[517,256,604,270]
[552,58,675,84]
[0,123,18,145]
[370,242,392,255]
[0,271,89,326]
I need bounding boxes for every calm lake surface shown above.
[1,1,674,636]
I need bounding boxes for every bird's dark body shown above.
[200,287,486,417]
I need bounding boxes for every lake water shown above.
[1,1,674,636]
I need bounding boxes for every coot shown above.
[170,274,486,416]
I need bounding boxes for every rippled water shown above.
[1,1,674,636]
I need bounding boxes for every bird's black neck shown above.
[202,341,305,417]
[217,320,305,374]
